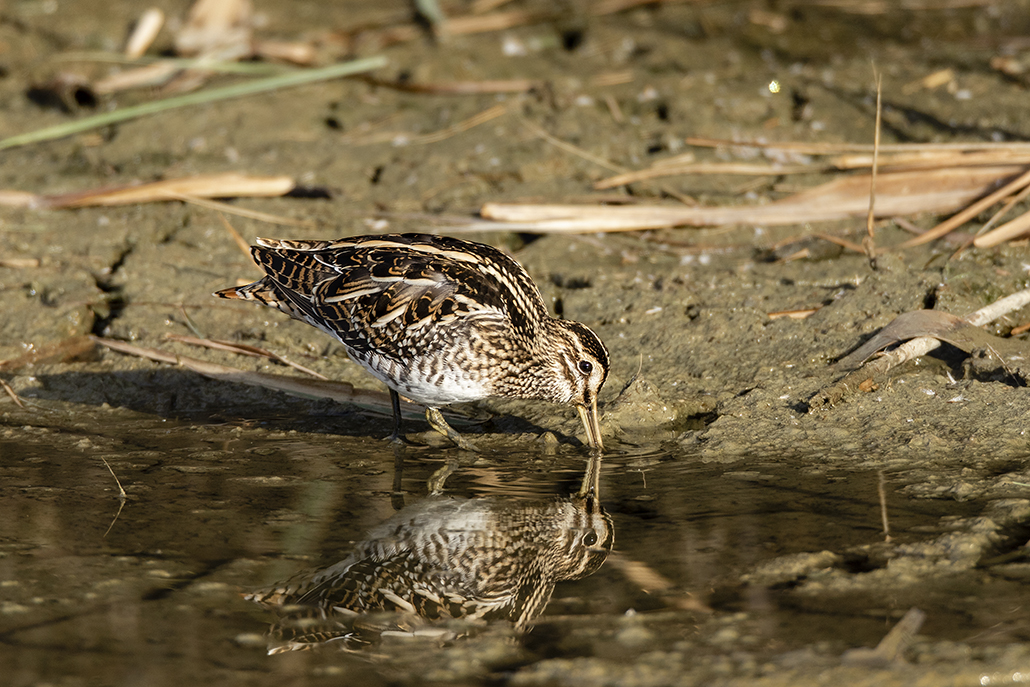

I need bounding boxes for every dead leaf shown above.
[835,309,1026,371]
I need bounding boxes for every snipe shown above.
[215,233,609,449]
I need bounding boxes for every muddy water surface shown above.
[3,409,1030,685]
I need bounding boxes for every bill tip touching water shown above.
[215,233,609,450]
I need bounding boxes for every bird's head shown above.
[542,320,609,451]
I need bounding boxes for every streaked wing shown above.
[250,552,472,619]
[242,234,549,358]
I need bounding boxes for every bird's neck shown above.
[489,318,574,403]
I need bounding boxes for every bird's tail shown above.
[213,278,280,306]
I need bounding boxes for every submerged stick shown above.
[604,552,712,613]
[842,607,926,666]
[100,457,128,538]
[878,470,891,543]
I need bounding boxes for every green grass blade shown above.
[0,55,387,151]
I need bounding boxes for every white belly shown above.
[351,352,491,406]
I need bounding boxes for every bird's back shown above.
[216,234,548,360]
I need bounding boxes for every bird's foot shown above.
[427,461,457,495]
[425,407,480,452]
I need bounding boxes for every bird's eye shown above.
[578,360,593,374]
[583,531,598,546]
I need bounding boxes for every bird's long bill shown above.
[576,399,604,452]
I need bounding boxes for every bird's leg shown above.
[388,388,404,443]
[391,443,407,510]
[425,407,479,452]
[427,460,458,495]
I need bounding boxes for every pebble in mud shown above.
[605,375,678,433]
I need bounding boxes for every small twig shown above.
[101,457,128,499]
[973,180,1030,238]
[521,117,695,205]
[1,173,295,211]
[407,104,507,144]
[100,457,128,538]
[603,94,625,124]
[124,8,164,59]
[361,76,537,95]
[894,217,972,259]
[974,205,1030,248]
[445,8,552,34]
[92,335,432,419]
[981,341,1019,384]
[476,162,1019,233]
[591,70,635,87]
[0,335,96,372]
[878,469,892,543]
[684,136,1030,154]
[166,192,315,228]
[471,0,515,12]
[864,70,883,264]
[0,378,25,407]
[216,212,256,262]
[966,288,1030,326]
[948,182,1030,258]
[595,161,816,189]
[53,51,292,75]
[892,217,927,235]
[898,167,1030,248]
[164,333,329,380]
[812,231,866,254]
[520,116,624,174]
[768,308,820,320]
[0,257,41,268]
[179,304,205,339]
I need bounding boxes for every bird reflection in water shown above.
[246,455,612,653]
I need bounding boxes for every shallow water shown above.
[4,411,1024,686]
